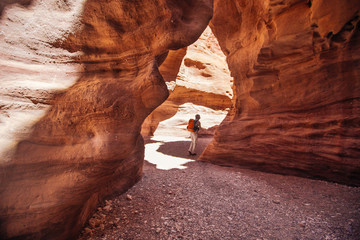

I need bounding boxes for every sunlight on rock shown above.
[144,136,194,170]
[153,103,229,137]
[0,0,84,162]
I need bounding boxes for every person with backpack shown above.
[187,114,201,156]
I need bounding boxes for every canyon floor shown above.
[78,136,360,240]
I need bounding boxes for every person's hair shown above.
[195,114,200,119]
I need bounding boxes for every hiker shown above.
[187,114,201,156]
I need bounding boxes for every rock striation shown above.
[141,27,233,137]
[0,0,212,239]
[1,0,359,239]
[201,0,360,186]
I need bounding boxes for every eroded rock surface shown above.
[141,27,233,137]
[0,0,212,239]
[201,0,360,186]
[1,0,359,239]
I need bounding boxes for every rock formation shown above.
[201,0,360,186]
[141,27,233,137]
[0,0,213,239]
[1,0,359,239]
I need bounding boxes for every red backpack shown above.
[187,119,195,132]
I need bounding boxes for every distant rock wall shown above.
[141,49,188,136]
[141,27,233,137]
[0,0,212,239]
[201,0,360,186]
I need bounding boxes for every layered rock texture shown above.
[141,27,233,137]
[0,0,212,239]
[1,0,360,239]
[201,0,360,186]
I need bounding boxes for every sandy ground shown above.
[78,136,360,240]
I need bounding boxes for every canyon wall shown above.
[0,0,212,239]
[201,0,360,186]
[1,0,359,239]
[142,27,233,137]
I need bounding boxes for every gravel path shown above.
[78,137,360,240]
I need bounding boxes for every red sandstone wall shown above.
[0,0,213,239]
[1,1,359,239]
[201,0,360,186]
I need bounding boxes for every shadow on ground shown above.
[143,136,213,170]
[155,137,212,159]
[157,141,193,158]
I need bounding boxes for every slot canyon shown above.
[0,0,359,239]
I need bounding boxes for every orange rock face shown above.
[1,0,359,239]
[0,0,212,239]
[201,0,360,186]
[141,27,233,137]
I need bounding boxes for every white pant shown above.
[188,131,198,153]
